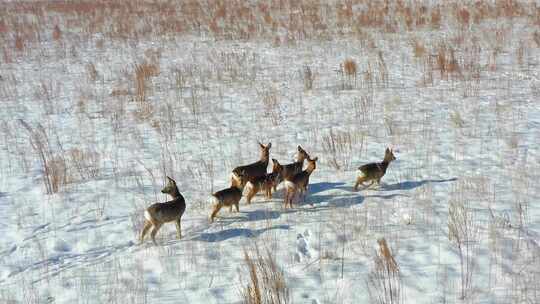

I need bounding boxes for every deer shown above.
[231,142,271,188]
[140,176,186,245]
[244,158,283,204]
[210,174,245,223]
[354,147,396,191]
[275,145,310,191]
[283,156,318,209]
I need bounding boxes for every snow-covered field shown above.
[1,1,539,303]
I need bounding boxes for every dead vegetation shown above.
[367,238,403,304]
[19,120,68,194]
[240,244,290,304]
[1,1,538,55]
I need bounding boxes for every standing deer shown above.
[140,176,186,245]
[210,174,245,222]
[244,158,283,204]
[354,147,396,191]
[283,156,318,208]
[275,145,310,191]
[231,142,271,187]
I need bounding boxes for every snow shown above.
[1,4,540,303]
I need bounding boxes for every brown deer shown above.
[210,174,245,222]
[231,142,271,187]
[283,156,318,208]
[140,176,186,245]
[244,158,283,204]
[275,145,310,191]
[354,148,396,191]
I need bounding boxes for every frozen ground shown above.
[1,1,540,303]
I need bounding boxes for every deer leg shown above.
[289,189,295,208]
[175,218,182,239]
[266,186,272,199]
[150,222,163,245]
[234,201,240,212]
[288,190,295,208]
[140,220,152,244]
[354,176,367,191]
[246,189,256,205]
[210,204,222,223]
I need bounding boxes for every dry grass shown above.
[411,38,426,59]
[448,195,479,300]
[17,119,105,194]
[86,63,98,82]
[436,44,461,80]
[52,24,62,41]
[19,120,68,194]
[321,128,363,171]
[68,148,101,180]
[340,58,358,89]
[1,0,539,302]
[14,36,24,52]
[343,58,357,76]
[134,62,159,103]
[2,0,533,54]
[259,87,282,126]
[302,65,314,91]
[534,31,540,47]
[240,244,290,304]
[367,238,403,304]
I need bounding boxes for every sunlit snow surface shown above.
[1,7,539,303]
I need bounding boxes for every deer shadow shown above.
[194,225,290,242]
[271,182,346,200]
[308,182,347,195]
[271,181,367,211]
[215,208,282,224]
[379,178,457,191]
[212,191,362,225]
[306,192,364,208]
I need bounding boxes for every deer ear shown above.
[297,145,302,151]
[312,157,318,162]
[272,158,279,164]
[167,176,175,183]
[267,142,272,149]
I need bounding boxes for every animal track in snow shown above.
[295,230,312,262]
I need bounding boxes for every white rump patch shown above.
[230,172,241,184]
[357,170,366,178]
[284,180,296,190]
[245,181,254,192]
[144,210,152,222]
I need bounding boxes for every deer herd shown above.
[140,142,396,245]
